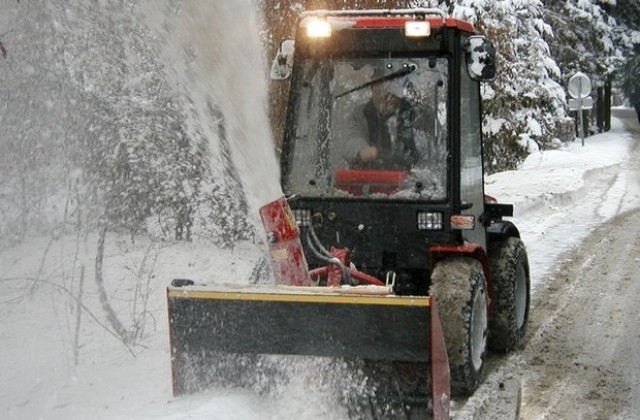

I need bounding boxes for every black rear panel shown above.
[291,198,456,276]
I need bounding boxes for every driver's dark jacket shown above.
[351,100,418,168]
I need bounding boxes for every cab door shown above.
[458,41,486,250]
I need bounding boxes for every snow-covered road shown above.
[519,207,640,420]
[456,108,640,419]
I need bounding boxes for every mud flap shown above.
[430,297,451,419]
[167,285,449,418]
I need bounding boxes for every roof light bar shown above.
[300,8,447,21]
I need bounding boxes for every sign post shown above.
[568,72,592,146]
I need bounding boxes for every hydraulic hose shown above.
[304,227,354,286]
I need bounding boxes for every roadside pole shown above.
[568,72,592,146]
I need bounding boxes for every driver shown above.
[342,76,419,169]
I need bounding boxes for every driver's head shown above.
[371,78,404,118]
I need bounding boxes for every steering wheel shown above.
[375,151,412,170]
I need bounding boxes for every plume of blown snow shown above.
[140,1,282,219]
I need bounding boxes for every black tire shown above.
[430,257,488,397]
[488,237,530,353]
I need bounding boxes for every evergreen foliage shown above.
[604,0,640,107]
[451,0,570,172]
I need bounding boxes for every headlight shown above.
[417,211,443,230]
[305,18,332,38]
[405,21,430,38]
[292,208,312,227]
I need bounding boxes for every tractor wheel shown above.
[430,257,488,397]
[488,237,530,352]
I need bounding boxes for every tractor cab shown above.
[274,8,497,295]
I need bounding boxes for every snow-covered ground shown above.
[486,113,640,291]
[1,111,638,420]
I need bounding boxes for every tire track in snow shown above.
[515,162,626,289]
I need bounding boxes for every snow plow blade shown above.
[167,284,450,418]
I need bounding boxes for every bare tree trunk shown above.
[28,235,55,295]
[73,265,84,365]
[95,225,131,343]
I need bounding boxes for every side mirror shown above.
[465,35,496,81]
[270,39,295,80]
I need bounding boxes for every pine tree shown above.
[414,0,568,172]
[474,0,568,172]
[543,0,620,85]
[601,0,640,109]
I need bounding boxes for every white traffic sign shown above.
[568,96,593,111]
[568,72,591,99]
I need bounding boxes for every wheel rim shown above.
[470,284,488,371]
[514,263,528,330]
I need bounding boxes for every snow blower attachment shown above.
[167,196,450,419]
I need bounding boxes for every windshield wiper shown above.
[335,63,417,99]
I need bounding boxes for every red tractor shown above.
[168,8,530,419]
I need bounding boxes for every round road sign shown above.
[568,72,591,99]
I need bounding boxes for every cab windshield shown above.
[283,57,449,201]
